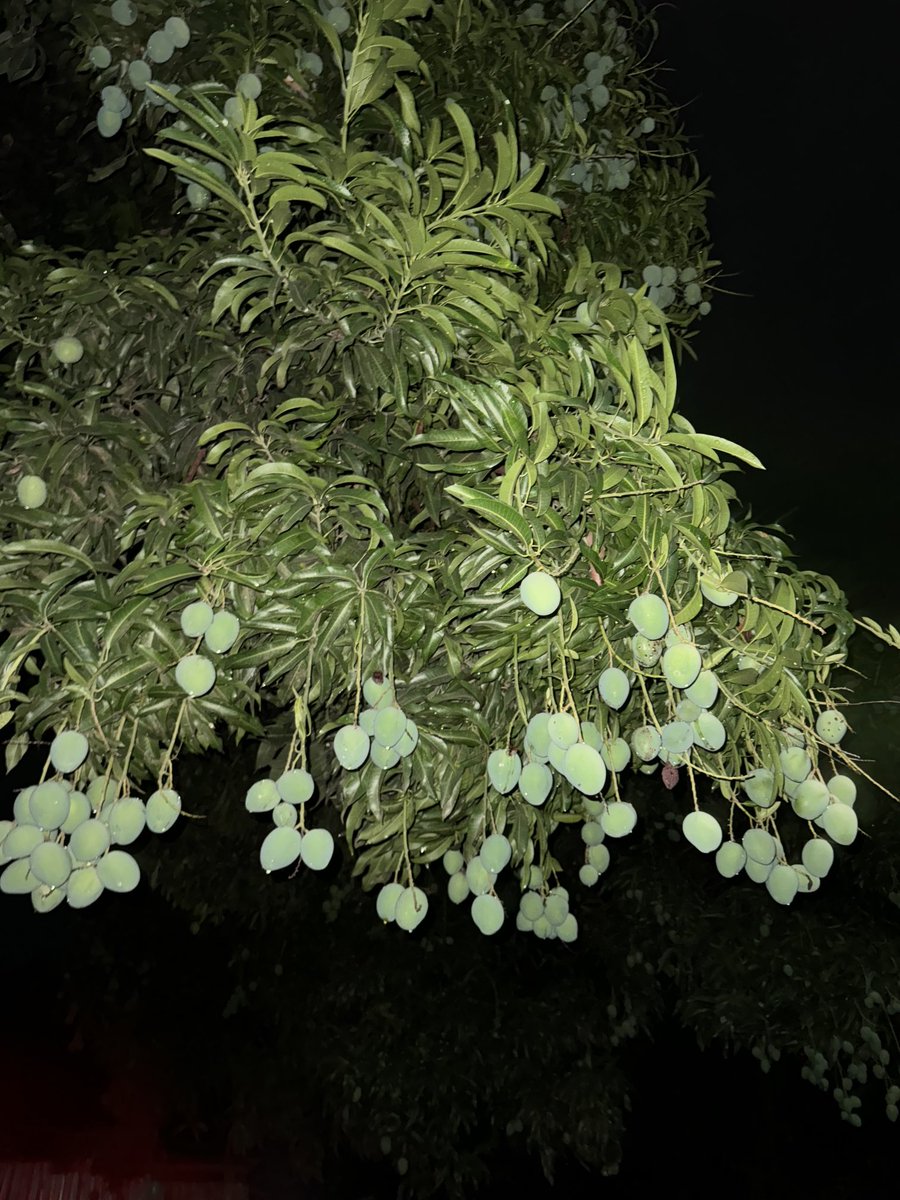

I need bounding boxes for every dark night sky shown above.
[648,0,898,621]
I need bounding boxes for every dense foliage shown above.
[1,2,899,1190]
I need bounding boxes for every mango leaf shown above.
[444,485,534,550]
[662,432,765,470]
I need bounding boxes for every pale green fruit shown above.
[579,864,599,886]
[187,183,211,210]
[662,643,702,689]
[369,742,400,769]
[715,840,746,878]
[658,746,688,767]
[175,654,216,697]
[97,849,140,892]
[164,17,191,47]
[547,742,568,773]
[516,911,533,932]
[1,858,36,894]
[579,721,604,751]
[780,746,811,783]
[334,724,370,770]
[801,838,834,878]
[442,849,464,875]
[699,575,740,606]
[744,856,774,884]
[146,788,181,834]
[32,884,66,914]
[60,791,91,835]
[3,823,44,860]
[260,826,302,872]
[50,730,89,774]
[684,670,719,709]
[111,0,136,25]
[826,774,857,806]
[519,571,561,616]
[299,50,323,75]
[557,913,579,943]
[544,893,569,927]
[525,712,552,757]
[527,865,543,890]
[147,30,174,64]
[204,610,240,653]
[815,709,847,745]
[97,107,122,137]
[66,865,103,908]
[627,592,669,639]
[17,474,47,508]
[447,870,470,904]
[275,769,314,805]
[245,778,280,813]
[665,623,693,648]
[601,738,632,773]
[362,675,392,706]
[471,893,505,935]
[53,335,84,363]
[682,811,723,853]
[376,881,404,921]
[587,843,610,872]
[600,801,637,838]
[793,865,820,893]
[395,886,428,931]
[395,723,417,758]
[326,5,352,33]
[631,725,661,762]
[108,797,146,846]
[373,705,407,748]
[675,698,703,724]
[487,748,521,793]
[0,819,12,855]
[272,802,297,828]
[465,857,495,896]
[581,821,605,846]
[791,778,829,821]
[742,768,776,808]
[69,819,110,863]
[29,781,70,830]
[563,742,607,795]
[237,72,262,100]
[660,721,694,755]
[821,802,858,846]
[301,828,334,870]
[742,828,776,865]
[631,633,662,667]
[519,891,544,921]
[597,667,629,709]
[128,59,152,89]
[89,45,112,68]
[693,711,726,752]
[480,833,511,874]
[532,915,552,939]
[101,85,128,112]
[547,712,579,749]
[766,863,799,906]
[180,600,214,637]
[358,707,378,735]
[518,761,553,807]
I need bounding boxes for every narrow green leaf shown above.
[4,540,95,572]
[663,432,765,470]
[133,564,199,595]
[444,484,534,549]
